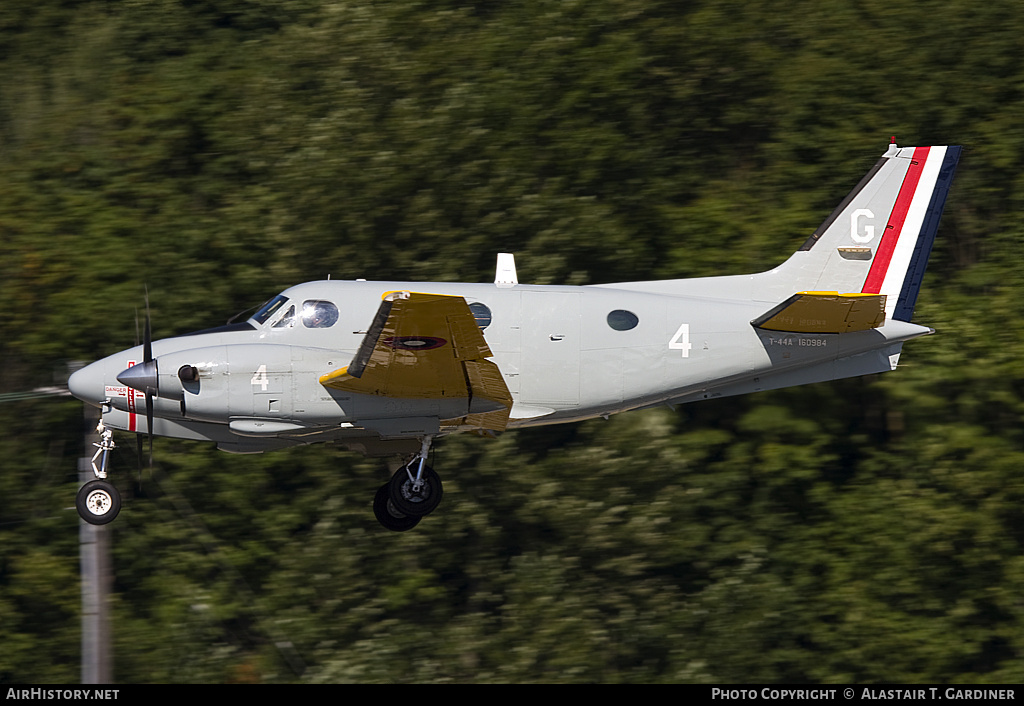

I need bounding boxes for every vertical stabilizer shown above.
[776,144,961,321]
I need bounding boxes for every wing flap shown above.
[752,291,886,333]
[449,359,512,431]
[447,312,493,360]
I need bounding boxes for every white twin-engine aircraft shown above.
[69,142,961,530]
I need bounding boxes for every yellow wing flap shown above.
[448,359,513,431]
[751,291,886,333]
[319,292,512,431]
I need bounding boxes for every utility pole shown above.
[79,400,112,683]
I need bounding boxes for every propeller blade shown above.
[136,433,145,491]
[141,287,155,485]
[143,293,152,364]
[145,389,154,470]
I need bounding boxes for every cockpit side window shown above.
[301,300,339,328]
[253,295,288,325]
[272,305,295,329]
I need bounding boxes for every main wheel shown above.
[373,484,421,532]
[388,463,443,517]
[76,480,121,525]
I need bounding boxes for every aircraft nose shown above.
[68,362,106,406]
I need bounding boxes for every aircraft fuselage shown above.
[72,277,929,456]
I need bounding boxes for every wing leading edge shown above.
[319,291,513,431]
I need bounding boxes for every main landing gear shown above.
[373,437,444,532]
[76,421,122,525]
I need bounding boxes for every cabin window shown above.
[469,302,492,330]
[607,309,639,331]
[301,300,339,328]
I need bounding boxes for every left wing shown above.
[319,291,512,431]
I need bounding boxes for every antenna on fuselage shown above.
[495,252,518,288]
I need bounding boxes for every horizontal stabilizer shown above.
[752,291,886,333]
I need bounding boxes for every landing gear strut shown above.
[77,421,122,525]
[373,436,444,531]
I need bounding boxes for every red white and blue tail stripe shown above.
[859,145,962,321]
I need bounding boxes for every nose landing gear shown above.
[77,421,122,525]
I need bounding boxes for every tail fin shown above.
[773,143,961,321]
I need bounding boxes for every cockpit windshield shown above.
[252,295,288,325]
[272,305,296,328]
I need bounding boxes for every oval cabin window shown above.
[607,309,639,331]
[469,302,492,330]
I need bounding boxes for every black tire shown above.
[388,463,443,517]
[373,484,421,532]
[76,480,121,525]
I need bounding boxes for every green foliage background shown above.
[2,0,1023,683]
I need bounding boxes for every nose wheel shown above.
[77,479,122,525]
